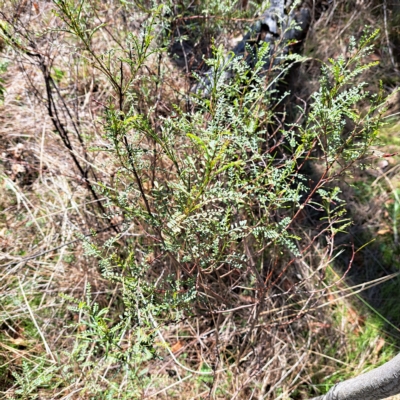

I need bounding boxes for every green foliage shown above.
[0,58,7,104]
[304,29,382,165]
[10,360,59,400]
[51,8,386,392]
[48,2,388,390]
[60,283,153,398]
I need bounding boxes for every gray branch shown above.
[311,353,400,400]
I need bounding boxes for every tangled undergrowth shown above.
[1,1,400,399]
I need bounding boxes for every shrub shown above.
[58,3,384,387]
[0,0,391,396]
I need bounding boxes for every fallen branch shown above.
[311,353,400,400]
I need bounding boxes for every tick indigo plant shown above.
[0,0,391,396]
[59,0,384,386]
[67,6,384,384]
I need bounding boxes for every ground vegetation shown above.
[1,0,400,399]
